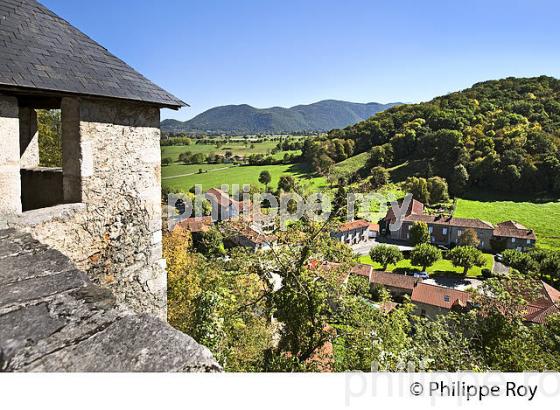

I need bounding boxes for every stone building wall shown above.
[2,96,167,319]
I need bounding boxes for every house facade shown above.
[332,219,371,245]
[382,200,536,251]
[411,282,471,318]
[492,221,536,251]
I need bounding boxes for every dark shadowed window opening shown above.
[19,97,65,212]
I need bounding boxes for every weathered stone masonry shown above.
[1,96,167,319]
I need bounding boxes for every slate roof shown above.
[0,0,185,108]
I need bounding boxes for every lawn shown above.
[162,162,328,192]
[357,253,494,278]
[454,198,560,250]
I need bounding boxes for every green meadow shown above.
[358,253,494,278]
[454,197,560,250]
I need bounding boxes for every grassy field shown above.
[161,138,325,192]
[454,198,560,250]
[162,162,328,192]
[358,253,494,278]
[161,140,301,162]
[332,152,369,179]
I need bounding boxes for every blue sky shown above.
[43,0,560,121]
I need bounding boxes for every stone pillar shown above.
[19,107,40,168]
[0,95,21,217]
[61,97,83,203]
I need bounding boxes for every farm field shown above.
[454,198,560,250]
[358,252,494,278]
[162,162,328,192]
[161,140,300,161]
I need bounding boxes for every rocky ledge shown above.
[0,228,221,372]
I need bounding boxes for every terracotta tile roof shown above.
[338,219,370,232]
[404,214,494,230]
[369,223,380,232]
[411,283,471,309]
[174,216,213,233]
[384,198,425,223]
[206,188,232,208]
[524,304,560,324]
[493,221,537,240]
[206,188,252,211]
[370,271,420,291]
[0,0,185,108]
[349,264,373,279]
[379,300,398,313]
[521,281,560,324]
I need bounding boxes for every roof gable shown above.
[0,0,185,108]
[411,282,471,309]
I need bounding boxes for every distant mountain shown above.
[161,100,401,134]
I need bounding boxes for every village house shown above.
[492,220,537,252]
[411,282,471,318]
[331,219,371,245]
[227,224,277,252]
[173,216,213,233]
[370,270,421,301]
[206,187,252,221]
[381,199,536,251]
[522,281,560,324]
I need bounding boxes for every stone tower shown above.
[0,0,186,319]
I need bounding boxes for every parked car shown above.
[495,254,504,262]
[414,271,430,279]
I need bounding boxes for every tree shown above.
[404,176,430,204]
[37,109,62,167]
[258,170,272,191]
[409,221,430,245]
[458,228,480,248]
[501,249,539,275]
[427,176,449,204]
[162,157,172,166]
[277,175,297,192]
[369,245,403,271]
[192,227,226,257]
[447,246,485,275]
[370,166,389,189]
[450,164,469,195]
[411,243,442,271]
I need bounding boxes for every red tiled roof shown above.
[493,220,537,240]
[385,198,425,223]
[404,214,494,230]
[349,264,373,279]
[411,283,471,309]
[370,271,420,291]
[521,281,560,324]
[206,188,232,208]
[369,223,380,232]
[338,219,370,232]
[174,216,213,233]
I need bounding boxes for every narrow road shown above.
[162,166,233,180]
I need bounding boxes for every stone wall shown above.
[0,95,21,216]
[4,97,167,319]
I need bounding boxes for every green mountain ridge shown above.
[304,76,560,195]
[161,100,401,134]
